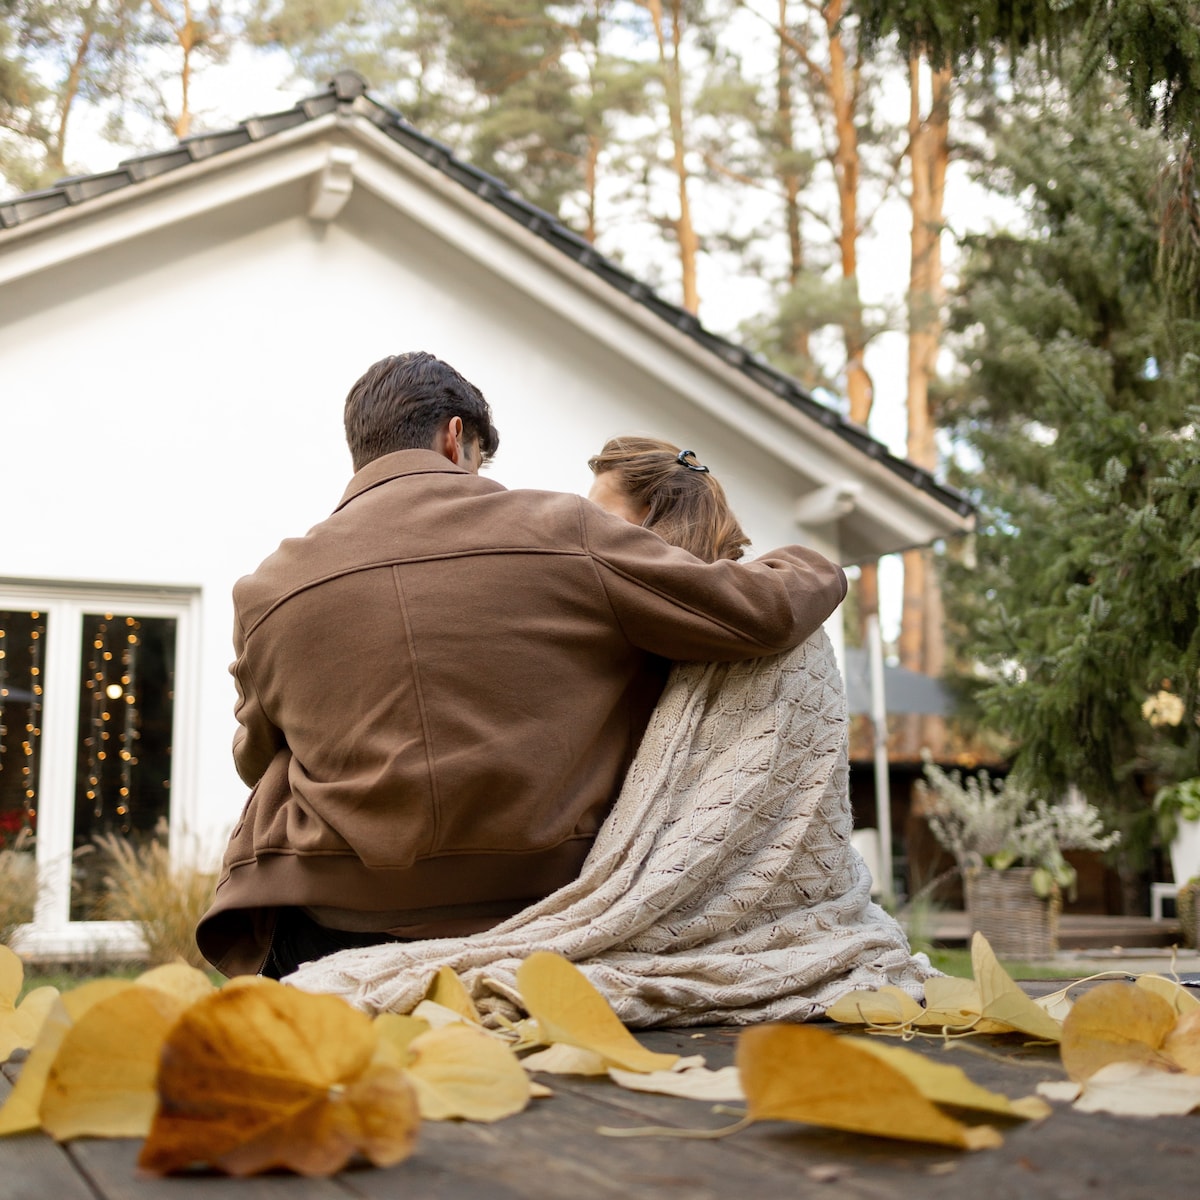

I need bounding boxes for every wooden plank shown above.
[619,1027,1200,1200]
[64,1139,354,1200]
[0,1073,101,1200]
[341,1120,640,1200]
[5,1013,1200,1199]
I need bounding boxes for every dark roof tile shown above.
[0,189,72,227]
[0,71,973,522]
[121,148,194,180]
[244,109,311,140]
[56,169,131,204]
[180,127,253,159]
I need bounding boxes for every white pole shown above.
[866,613,894,903]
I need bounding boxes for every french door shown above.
[0,580,198,956]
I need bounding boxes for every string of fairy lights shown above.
[0,612,44,840]
[82,613,141,835]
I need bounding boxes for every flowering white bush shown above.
[920,761,1120,898]
[1142,690,1187,728]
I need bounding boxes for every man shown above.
[196,351,847,978]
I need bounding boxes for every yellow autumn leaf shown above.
[403,1024,531,1122]
[971,933,1063,1042]
[855,1040,1050,1120]
[520,1043,609,1075]
[908,976,1000,1032]
[374,1012,431,1058]
[138,979,419,1176]
[0,986,57,1063]
[1072,1060,1200,1116]
[1161,1009,1200,1074]
[136,962,217,1006]
[515,952,678,1073]
[411,999,473,1029]
[736,1025,1001,1150]
[425,966,482,1024]
[0,944,59,1062]
[0,979,133,1136]
[1136,974,1200,1016]
[921,975,982,1018]
[0,944,22,1003]
[1032,984,1075,1025]
[825,985,924,1028]
[608,1064,744,1102]
[1060,981,1178,1082]
[41,984,189,1140]
[219,974,276,990]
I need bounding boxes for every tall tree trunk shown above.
[646,0,700,313]
[824,0,872,426]
[52,15,98,177]
[776,0,812,381]
[148,0,198,139]
[899,56,951,758]
[584,131,600,244]
[819,0,878,641]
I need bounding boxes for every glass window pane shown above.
[71,613,176,920]
[0,610,46,858]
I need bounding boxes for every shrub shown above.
[920,760,1120,899]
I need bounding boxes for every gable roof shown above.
[1,71,973,546]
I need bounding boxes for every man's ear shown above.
[435,416,466,464]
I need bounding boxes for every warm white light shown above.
[105,684,123,700]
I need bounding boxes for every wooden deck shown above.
[929,910,1185,950]
[3,979,1199,1200]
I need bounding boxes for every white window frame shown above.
[1,578,200,959]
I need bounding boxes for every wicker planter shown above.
[964,867,1062,960]
[1178,881,1200,949]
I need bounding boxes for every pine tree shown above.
[941,60,1200,895]
[851,0,1200,308]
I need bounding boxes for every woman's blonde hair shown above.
[587,436,750,563]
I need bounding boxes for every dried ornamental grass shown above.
[93,822,216,968]
[0,831,39,947]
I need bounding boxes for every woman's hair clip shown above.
[676,449,710,474]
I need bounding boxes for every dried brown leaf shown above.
[1060,982,1178,1082]
[138,979,418,1176]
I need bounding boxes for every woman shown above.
[586,436,750,565]
[287,438,933,1025]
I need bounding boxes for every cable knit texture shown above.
[285,629,935,1025]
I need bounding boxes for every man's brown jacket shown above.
[196,450,847,976]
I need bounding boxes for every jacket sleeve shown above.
[230,607,287,788]
[580,501,848,662]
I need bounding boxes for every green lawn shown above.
[927,947,1070,980]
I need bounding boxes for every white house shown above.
[0,73,972,957]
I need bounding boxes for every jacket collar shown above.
[334,449,493,514]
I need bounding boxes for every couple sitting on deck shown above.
[195,351,932,1024]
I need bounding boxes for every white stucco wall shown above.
[2,181,844,946]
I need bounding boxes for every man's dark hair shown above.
[343,352,501,472]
